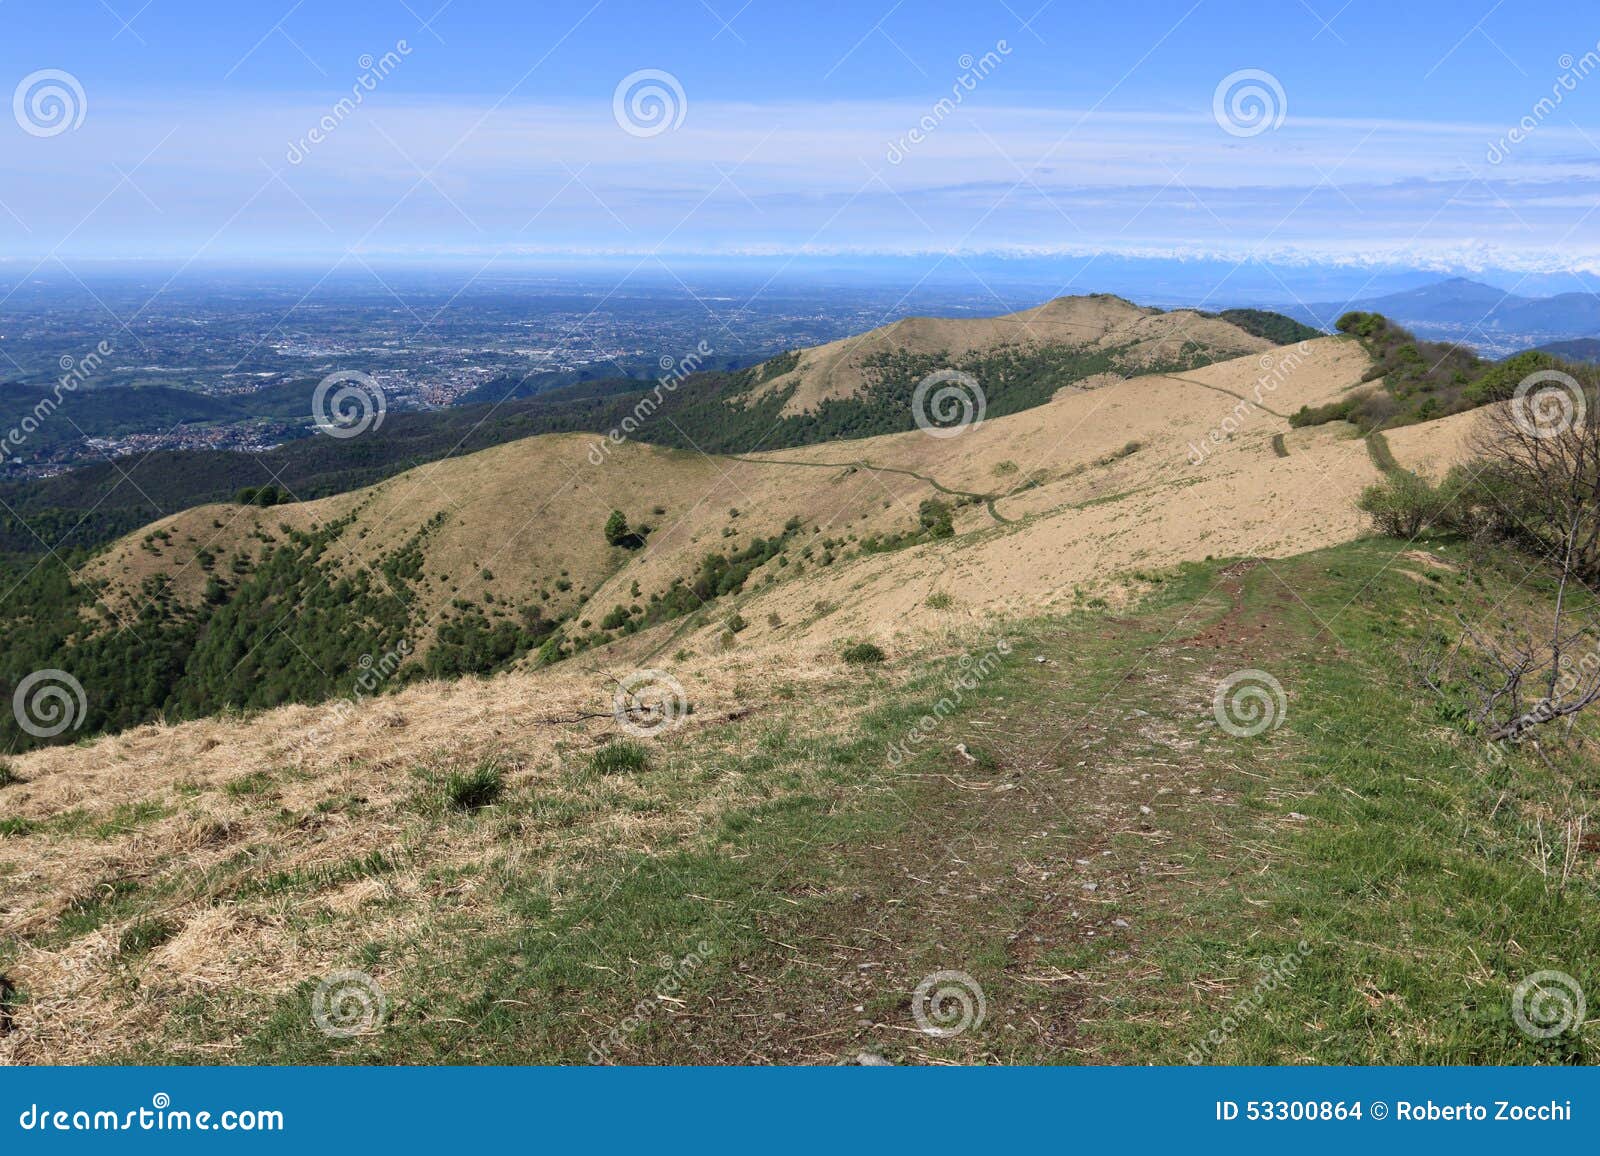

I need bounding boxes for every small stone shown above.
[1081,882,1099,891]
[1113,918,1131,928]
[1139,805,1153,815]
[856,1052,893,1067]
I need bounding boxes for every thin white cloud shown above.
[3,94,1597,267]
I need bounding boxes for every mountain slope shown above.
[0,297,1304,559]
[0,331,1546,1065]
[743,295,1272,415]
[0,331,1478,755]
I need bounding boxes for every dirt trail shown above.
[638,564,1296,1064]
[1160,373,1291,420]
[728,454,1016,524]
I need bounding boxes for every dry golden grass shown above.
[747,294,1271,416]
[0,630,966,1063]
[79,335,1478,667]
[0,332,1495,1062]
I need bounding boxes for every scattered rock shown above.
[855,1052,893,1066]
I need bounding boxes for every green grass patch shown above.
[445,763,505,812]
[119,917,177,958]
[589,741,651,775]
[841,641,886,664]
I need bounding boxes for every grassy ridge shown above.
[94,537,1595,1064]
[0,311,1309,559]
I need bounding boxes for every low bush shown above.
[841,641,887,664]
[1356,470,1445,538]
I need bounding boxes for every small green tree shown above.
[1355,469,1441,538]
[918,498,954,539]
[604,510,631,546]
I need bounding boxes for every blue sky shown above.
[3,0,1600,280]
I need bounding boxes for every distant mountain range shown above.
[1280,277,1600,356]
[1535,338,1600,363]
